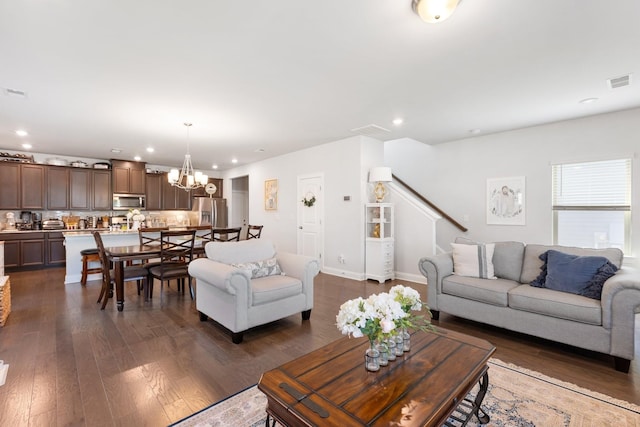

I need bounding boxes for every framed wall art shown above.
[486,176,525,225]
[264,179,278,211]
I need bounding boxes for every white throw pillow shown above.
[451,243,497,279]
[232,257,283,279]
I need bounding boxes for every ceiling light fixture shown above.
[231,158,238,164]
[168,123,208,191]
[22,143,32,149]
[111,148,122,154]
[16,130,28,137]
[146,147,154,153]
[392,118,404,126]
[134,155,141,161]
[412,0,461,23]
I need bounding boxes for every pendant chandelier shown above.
[168,122,208,191]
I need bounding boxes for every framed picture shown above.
[487,176,525,225]
[264,179,278,210]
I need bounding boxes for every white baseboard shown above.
[393,271,428,285]
[320,267,365,281]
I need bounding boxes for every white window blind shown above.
[552,158,631,251]
[552,159,631,208]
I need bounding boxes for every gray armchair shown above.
[188,239,320,343]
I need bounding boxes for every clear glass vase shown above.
[402,328,411,352]
[394,332,404,356]
[387,338,397,361]
[365,347,380,372]
[376,340,389,366]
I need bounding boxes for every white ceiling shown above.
[1,1,639,171]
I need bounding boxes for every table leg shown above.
[114,260,125,312]
[473,372,490,424]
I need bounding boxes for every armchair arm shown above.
[277,252,320,308]
[600,266,640,359]
[418,252,454,311]
[188,258,251,295]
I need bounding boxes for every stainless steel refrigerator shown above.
[192,197,228,227]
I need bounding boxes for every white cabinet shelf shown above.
[365,203,394,283]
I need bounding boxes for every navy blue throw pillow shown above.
[529,251,549,288]
[580,261,618,300]
[544,250,617,299]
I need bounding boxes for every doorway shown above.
[231,175,249,229]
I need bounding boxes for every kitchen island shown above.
[63,230,140,284]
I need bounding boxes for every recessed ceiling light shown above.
[22,143,32,149]
[231,158,238,164]
[146,147,154,153]
[392,118,404,126]
[212,164,218,169]
[111,148,122,153]
[579,97,598,104]
[134,155,141,161]
[16,130,28,137]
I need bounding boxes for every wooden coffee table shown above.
[258,328,496,426]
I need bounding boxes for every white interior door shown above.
[297,173,324,267]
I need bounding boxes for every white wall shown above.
[385,107,640,266]
[222,135,384,278]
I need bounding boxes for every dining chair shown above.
[137,227,169,271]
[147,229,197,300]
[93,231,149,310]
[188,225,213,258]
[247,225,264,239]
[212,227,242,242]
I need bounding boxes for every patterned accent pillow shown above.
[451,243,497,279]
[232,257,282,279]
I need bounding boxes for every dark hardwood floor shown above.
[0,268,638,426]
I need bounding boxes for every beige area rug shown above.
[171,358,640,426]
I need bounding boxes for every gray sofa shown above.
[419,241,640,372]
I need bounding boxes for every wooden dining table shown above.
[103,244,161,312]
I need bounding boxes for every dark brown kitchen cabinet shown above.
[0,232,46,269]
[47,166,70,210]
[0,163,20,209]
[2,240,19,268]
[160,174,192,210]
[112,160,146,194]
[70,168,92,210]
[21,164,46,209]
[91,170,112,210]
[47,232,66,265]
[145,173,163,210]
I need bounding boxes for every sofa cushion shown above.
[442,275,519,306]
[520,244,624,284]
[508,285,602,325]
[251,275,302,306]
[451,243,496,279]
[454,238,525,282]
[233,257,282,279]
[205,239,276,265]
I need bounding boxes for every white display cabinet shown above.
[365,203,394,283]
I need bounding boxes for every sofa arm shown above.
[418,252,454,311]
[188,258,251,295]
[600,266,640,360]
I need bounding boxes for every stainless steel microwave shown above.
[112,194,146,210]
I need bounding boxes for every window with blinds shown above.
[552,158,631,251]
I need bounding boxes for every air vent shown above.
[608,74,632,89]
[3,87,28,98]
[350,124,391,137]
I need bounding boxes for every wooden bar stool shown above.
[81,248,102,285]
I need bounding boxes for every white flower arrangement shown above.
[126,209,145,222]
[336,285,433,345]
